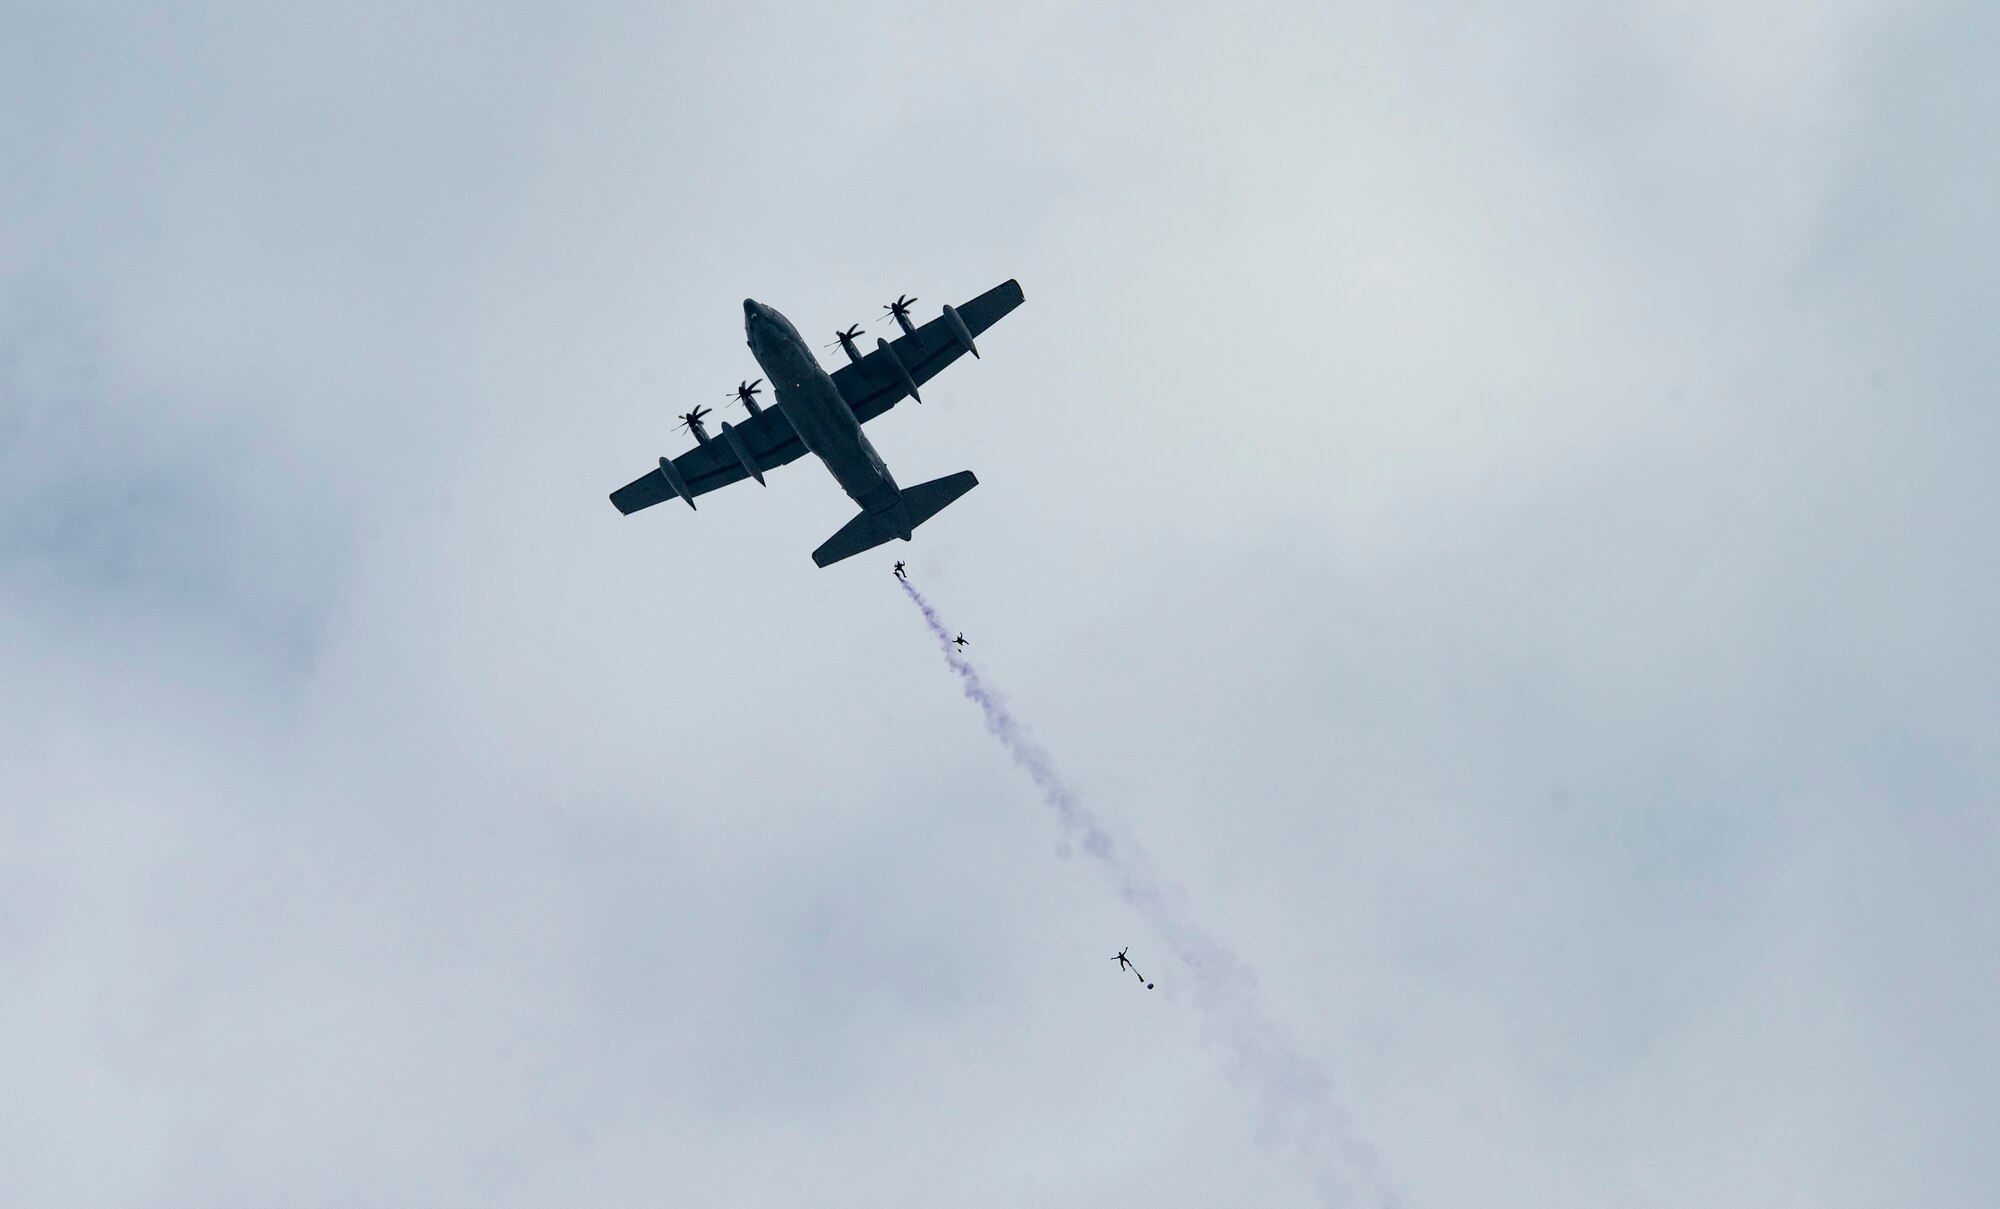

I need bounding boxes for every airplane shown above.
[608,280,1025,567]
[1113,947,1154,989]
[892,561,907,580]
[952,633,969,648]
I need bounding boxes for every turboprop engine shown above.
[882,294,918,336]
[677,404,712,444]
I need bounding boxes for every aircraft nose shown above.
[743,299,763,321]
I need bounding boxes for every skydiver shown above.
[893,561,907,580]
[952,633,969,648]
[1113,947,1154,989]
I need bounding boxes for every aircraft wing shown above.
[831,278,1024,423]
[608,401,811,514]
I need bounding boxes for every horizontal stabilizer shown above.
[900,470,978,528]
[812,511,896,568]
[811,471,978,568]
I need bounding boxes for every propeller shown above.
[828,323,869,364]
[677,404,713,439]
[881,295,918,329]
[728,379,764,409]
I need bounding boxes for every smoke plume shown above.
[901,577,1392,1207]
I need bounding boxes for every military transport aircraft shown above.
[608,280,1025,567]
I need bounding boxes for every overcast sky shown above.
[4,2,1996,1206]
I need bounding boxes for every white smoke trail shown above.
[901,577,1393,1208]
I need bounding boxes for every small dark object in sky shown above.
[1114,947,1153,988]
[893,561,907,580]
[952,633,969,648]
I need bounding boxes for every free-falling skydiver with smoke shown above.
[893,560,906,580]
[1114,947,1154,989]
[952,633,969,648]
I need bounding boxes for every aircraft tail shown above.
[811,471,978,567]
[901,470,979,529]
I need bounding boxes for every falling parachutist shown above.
[1113,947,1154,989]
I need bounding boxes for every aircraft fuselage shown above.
[744,299,914,536]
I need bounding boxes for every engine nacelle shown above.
[877,338,921,404]
[657,455,696,509]
[719,420,766,486]
[942,304,979,359]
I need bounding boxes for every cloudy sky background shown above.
[4,1,1996,1205]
